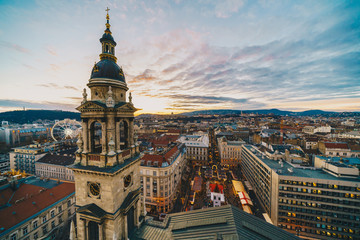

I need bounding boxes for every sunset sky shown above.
[0,0,359,114]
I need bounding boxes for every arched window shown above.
[90,122,102,153]
[120,121,129,149]
[105,45,109,53]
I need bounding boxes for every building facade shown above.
[140,143,186,214]
[217,136,244,167]
[71,10,144,240]
[241,145,360,239]
[9,142,64,174]
[0,125,50,146]
[178,133,209,166]
[35,153,75,181]
[0,177,75,240]
[0,154,10,173]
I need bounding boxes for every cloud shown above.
[121,6,360,112]
[46,46,57,56]
[0,40,30,54]
[0,99,77,112]
[214,0,244,18]
[37,83,79,91]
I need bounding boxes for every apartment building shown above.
[178,133,209,166]
[0,176,75,240]
[217,136,245,167]
[35,153,75,181]
[241,145,360,239]
[140,143,186,214]
[9,142,64,174]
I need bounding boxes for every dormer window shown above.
[147,161,152,166]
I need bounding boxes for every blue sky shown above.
[0,0,359,114]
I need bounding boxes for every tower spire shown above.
[105,7,111,35]
[99,7,117,62]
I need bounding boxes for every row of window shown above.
[279,186,360,199]
[278,209,359,227]
[279,192,360,208]
[279,202,360,221]
[8,199,73,240]
[278,223,355,239]
[280,180,360,192]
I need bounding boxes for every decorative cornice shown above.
[87,78,128,90]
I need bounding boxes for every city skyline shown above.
[0,0,359,115]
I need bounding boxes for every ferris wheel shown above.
[51,119,82,141]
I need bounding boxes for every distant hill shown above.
[0,110,80,124]
[180,109,357,117]
[1,109,358,124]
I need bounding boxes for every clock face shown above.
[124,174,132,188]
[89,182,100,196]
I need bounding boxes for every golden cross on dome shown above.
[105,7,110,14]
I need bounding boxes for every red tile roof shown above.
[324,142,349,149]
[166,129,181,134]
[0,188,13,206]
[0,182,75,232]
[150,135,179,148]
[209,184,224,194]
[164,146,178,160]
[141,144,180,167]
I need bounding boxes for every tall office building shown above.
[241,145,360,239]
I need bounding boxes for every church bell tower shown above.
[72,8,143,240]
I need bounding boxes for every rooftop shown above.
[133,204,299,240]
[0,177,74,236]
[316,155,360,166]
[37,153,75,166]
[243,145,360,182]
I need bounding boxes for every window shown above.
[42,216,47,223]
[58,205,62,212]
[23,226,28,235]
[42,224,48,234]
[33,232,38,239]
[10,233,17,240]
[51,220,55,229]
[67,200,71,207]
[33,220,38,229]
[153,171,157,176]
[68,209,72,216]
[58,215,63,223]
[51,210,55,218]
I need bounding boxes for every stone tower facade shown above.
[71,9,143,240]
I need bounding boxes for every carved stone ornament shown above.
[106,86,115,107]
[82,88,87,104]
[129,92,133,104]
[108,137,116,156]
[77,132,83,153]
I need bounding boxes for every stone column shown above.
[115,121,121,153]
[101,121,107,155]
[107,116,115,145]
[129,118,134,147]
[98,223,103,240]
[124,215,128,240]
[82,219,87,240]
[82,120,88,154]
[135,200,140,227]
